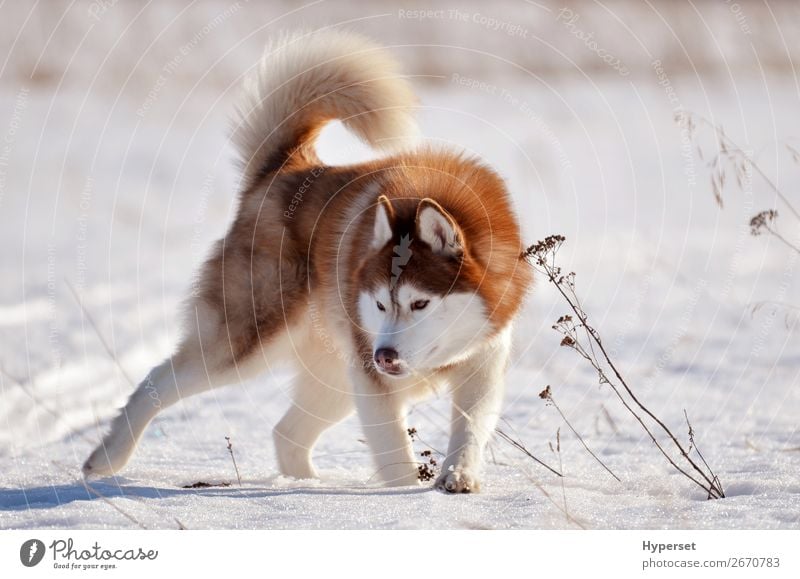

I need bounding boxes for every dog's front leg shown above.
[349,367,420,487]
[436,329,511,493]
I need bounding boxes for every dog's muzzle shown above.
[374,347,406,376]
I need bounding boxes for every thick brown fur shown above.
[84,30,533,492]
[198,148,531,373]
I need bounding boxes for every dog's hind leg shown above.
[82,353,198,477]
[82,302,279,478]
[83,191,309,478]
[274,349,354,479]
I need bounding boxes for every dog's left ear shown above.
[371,194,395,249]
[416,198,463,257]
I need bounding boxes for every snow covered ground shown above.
[1,2,799,530]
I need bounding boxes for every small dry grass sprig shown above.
[539,386,620,482]
[52,460,156,529]
[548,428,570,522]
[523,235,725,499]
[1,366,98,448]
[225,436,242,486]
[676,112,800,257]
[521,469,587,529]
[683,410,724,497]
[65,278,137,388]
[749,300,800,330]
[406,427,442,482]
[494,426,563,477]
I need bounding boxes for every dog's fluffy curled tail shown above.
[233,30,418,185]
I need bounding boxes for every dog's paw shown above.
[82,422,136,478]
[82,443,121,478]
[435,469,480,494]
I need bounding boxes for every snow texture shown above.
[1,0,799,529]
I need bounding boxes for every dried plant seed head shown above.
[417,463,436,482]
[522,235,567,265]
[749,210,778,236]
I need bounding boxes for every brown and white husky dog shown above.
[83,30,532,492]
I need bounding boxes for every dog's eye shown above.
[411,299,429,311]
[376,301,386,312]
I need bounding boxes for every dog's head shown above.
[355,195,490,378]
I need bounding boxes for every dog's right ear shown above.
[371,194,395,249]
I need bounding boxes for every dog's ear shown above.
[371,194,395,249]
[416,198,463,257]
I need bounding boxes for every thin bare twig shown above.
[64,278,136,387]
[0,366,94,446]
[540,386,620,482]
[678,112,800,220]
[684,410,725,499]
[548,428,570,522]
[225,436,242,486]
[494,427,563,478]
[49,460,148,529]
[521,469,587,530]
[80,479,148,530]
[523,236,724,499]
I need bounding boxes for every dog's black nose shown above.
[374,348,400,370]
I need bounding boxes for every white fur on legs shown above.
[83,355,195,477]
[274,354,354,479]
[349,367,420,487]
[435,327,511,493]
[83,303,278,478]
